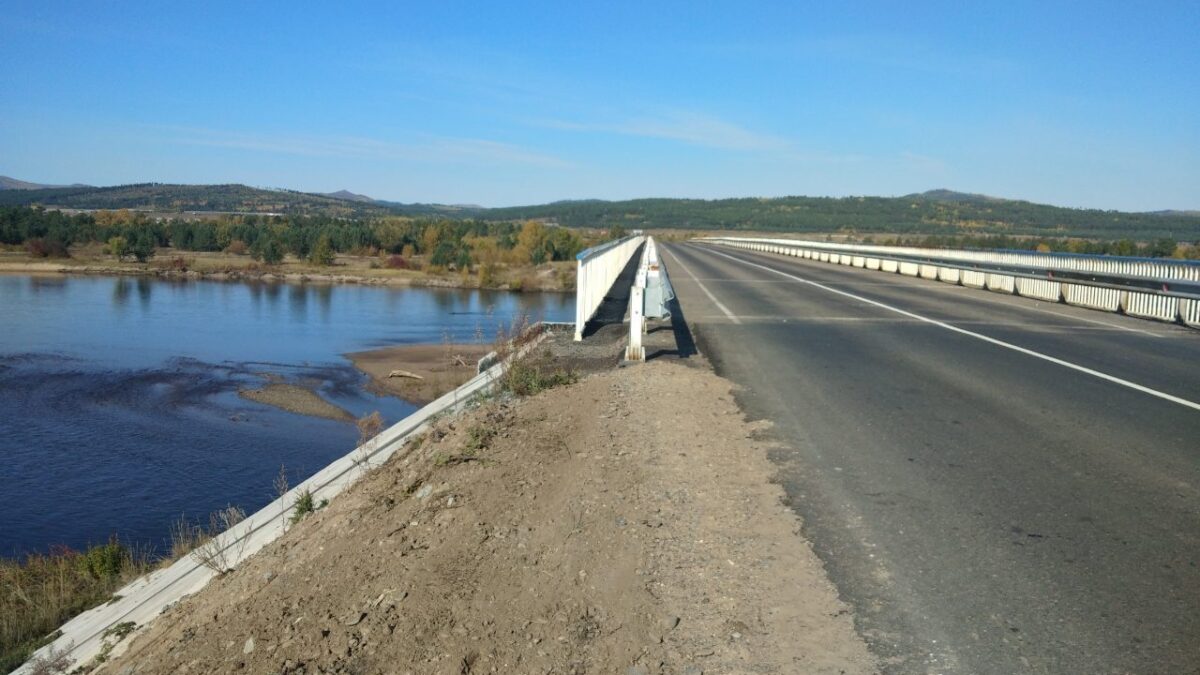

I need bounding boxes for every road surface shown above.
[662,241,1200,674]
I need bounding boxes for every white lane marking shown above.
[689,278,797,283]
[698,245,1200,412]
[664,247,741,324]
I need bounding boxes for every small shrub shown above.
[385,255,409,269]
[224,239,249,255]
[105,236,131,260]
[102,621,136,642]
[290,489,315,525]
[462,424,495,456]
[23,643,72,675]
[77,538,127,581]
[307,236,336,266]
[502,361,577,397]
[24,238,69,259]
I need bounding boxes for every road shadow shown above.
[580,243,645,339]
[647,294,698,361]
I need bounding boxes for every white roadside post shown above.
[625,237,659,362]
[626,286,646,361]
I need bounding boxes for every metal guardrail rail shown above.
[575,235,646,340]
[700,237,1200,328]
[625,237,674,361]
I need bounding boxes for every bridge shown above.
[17,234,1200,674]
[659,239,1200,673]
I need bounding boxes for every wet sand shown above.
[346,343,492,404]
[238,383,354,421]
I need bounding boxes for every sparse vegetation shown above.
[22,642,72,675]
[353,411,385,471]
[502,361,578,397]
[462,424,496,457]
[190,506,248,575]
[0,539,150,672]
[290,489,316,525]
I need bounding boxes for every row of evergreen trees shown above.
[0,207,585,266]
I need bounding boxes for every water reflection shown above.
[314,285,332,323]
[136,277,153,310]
[289,285,308,322]
[263,282,282,305]
[113,277,131,308]
[28,276,68,294]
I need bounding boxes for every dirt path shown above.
[99,360,875,674]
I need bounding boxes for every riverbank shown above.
[346,343,492,405]
[86,354,876,675]
[0,248,575,293]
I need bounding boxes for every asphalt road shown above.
[661,242,1200,675]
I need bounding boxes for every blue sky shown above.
[1,1,1197,210]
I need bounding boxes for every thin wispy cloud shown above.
[539,111,789,151]
[716,34,1019,78]
[158,127,571,168]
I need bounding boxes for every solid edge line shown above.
[664,246,741,325]
[698,244,1200,413]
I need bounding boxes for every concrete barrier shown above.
[575,236,645,341]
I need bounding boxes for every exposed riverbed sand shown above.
[100,358,875,674]
[238,383,355,422]
[347,343,492,405]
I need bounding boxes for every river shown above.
[0,274,572,557]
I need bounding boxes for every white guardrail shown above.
[625,237,675,361]
[700,237,1200,328]
[16,327,558,674]
[574,235,646,340]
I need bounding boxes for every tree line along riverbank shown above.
[0,206,640,292]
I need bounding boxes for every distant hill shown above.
[1,177,1196,240]
[903,189,1004,204]
[481,193,1200,240]
[0,182,455,218]
[0,175,90,190]
[319,189,375,203]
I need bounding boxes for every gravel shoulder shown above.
[100,357,875,674]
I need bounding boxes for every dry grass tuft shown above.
[0,539,150,672]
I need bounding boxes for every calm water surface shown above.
[0,274,571,556]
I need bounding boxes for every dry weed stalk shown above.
[353,411,385,470]
[190,505,248,575]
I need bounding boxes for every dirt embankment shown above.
[100,360,875,675]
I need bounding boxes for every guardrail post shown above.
[626,286,645,361]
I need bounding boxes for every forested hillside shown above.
[0,183,445,218]
[482,193,1200,240]
[3,181,1198,242]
